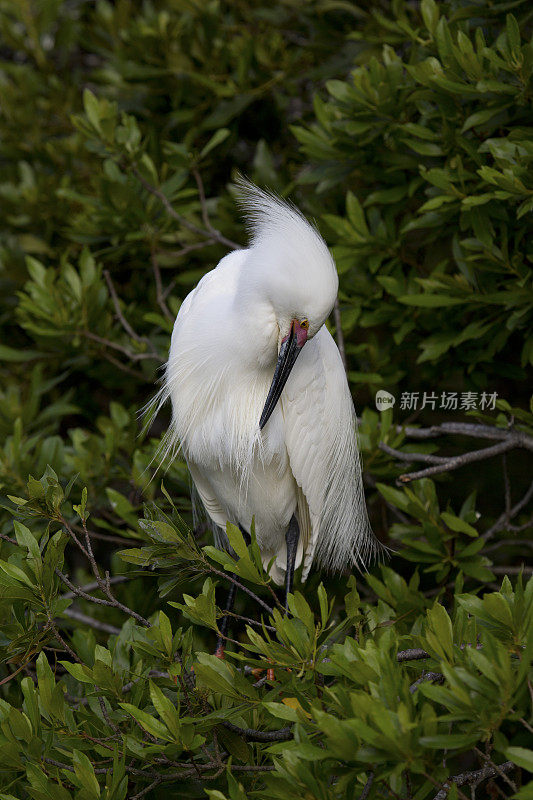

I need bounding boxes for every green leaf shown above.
[441,512,478,537]
[425,603,454,661]
[72,750,100,798]
[0,559,35,588]
[200,128,230,159]
[505,746,533,771]
[149,681,181,741]
[119,702,172,741]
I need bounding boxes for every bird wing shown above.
[281,326,375,581]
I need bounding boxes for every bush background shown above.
[0,1,531,798]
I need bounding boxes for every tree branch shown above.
[333,297,347,373]
[431,761,515,800]
[483,480,533,540]
[131,165,240,250]
[103,269,149,343]
[221,719,293,742]
[409,671,444,693]
[55,569,150,627]
[397,422,515,441]
[379,442,448,465]
[61,607,121,635]
[397,432,533,484]
[150,247,173,321]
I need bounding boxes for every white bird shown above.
[152,180,376,611]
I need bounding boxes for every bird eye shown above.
[300,319,309,330]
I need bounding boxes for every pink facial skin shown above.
[282,319,309,349]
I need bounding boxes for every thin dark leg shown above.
[215,523,249,658]
[284,515,300,611]
[215,579,237,658]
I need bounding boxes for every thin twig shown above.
[131,165,240,250]
[226,611,276,633]
[483,480,533,540]
[0,660,34,686]
[396,648,430,662]
[192,168,240,251]
[360,771,374,800]
[333,297,347,373]
[131,777,162,800]
[81,330,158,362]
[409,671,444,694]
[221,719,293,742]
[379,442,447,464]
[61,607,121,635]
[150,247,172,320]
[55,569,150,627]
[46,613,79,663]
[474,747,517,793]
[431,760,515,800]
[102,351,149,381]
[397,423,514,441]
[60,575,128,600]
[398,434,533,484]
[0,531,18,545]
[207,566,274,616]
[492,565,532,575]
[103,269,148,343]
[71,523,137,547]
[163,239,217,261]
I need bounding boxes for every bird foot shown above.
[250,665,275,681]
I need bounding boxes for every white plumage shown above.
[152,181,376,585]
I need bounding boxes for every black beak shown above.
[259,325,303,430]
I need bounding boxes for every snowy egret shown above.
[153,180,376,621]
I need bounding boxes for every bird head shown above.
[235,178,338,429]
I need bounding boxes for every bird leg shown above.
[260,516,300,681]
[284,515,300,611]
[214,579,237,659]
[214,524,250,659]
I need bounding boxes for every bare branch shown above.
[55,569,150,627]
[150,247,172,321]
[333,297,347,373]
[162,239,217,261]
[103,269,146,343]
[221,719,293,742]
[226,611,276,633]
[379,442,447,465]
[131,165,240,250]
[81,329,158,362]
[431,760,515,800]
[474,747,517,793]
[396,648,430,662]
[409,671,444,693]
[398,433,532,484]
[60,575,128,600]
[483,480,533,540]
[492,565,532,575]
[131,777,162,800]
[61,607,121,635]
[101,351,149,381]
[360,771,374,800]
[207,566,274,616]
[398,422,515,441]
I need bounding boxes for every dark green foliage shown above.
[0,1,531,798]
